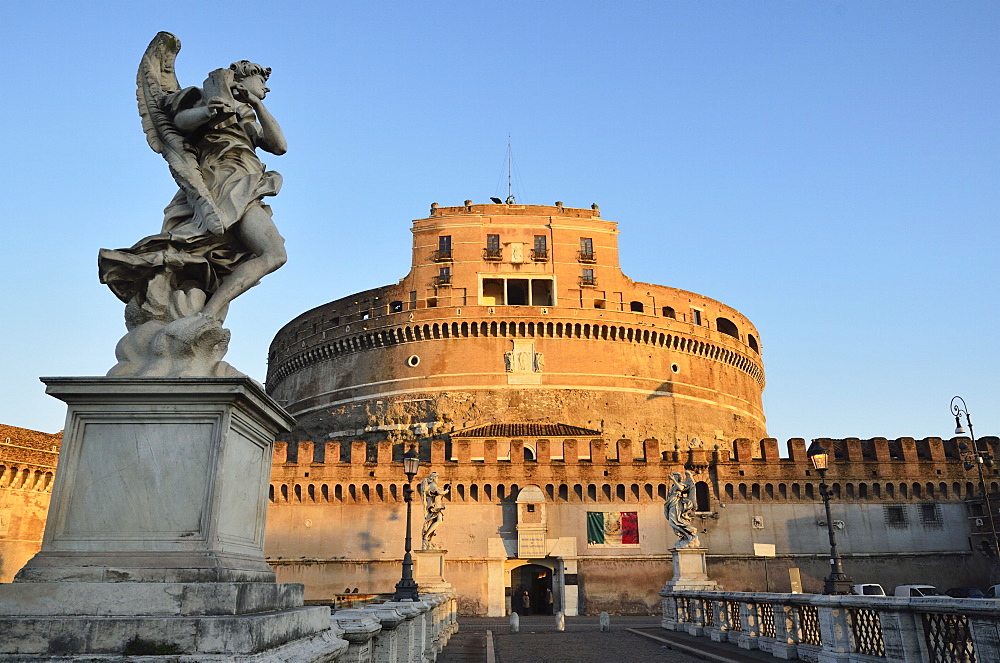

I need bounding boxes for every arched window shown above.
[524,446,535,461]
[748,335,759,353]
[630,301,644,313]
[695,482,711,511]
[662,306,676,319]
[716,317,739,339]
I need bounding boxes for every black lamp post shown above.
[807,439,853,595]
[393,444,421,601]
[951,396,1000,561]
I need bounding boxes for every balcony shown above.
[578,251,596,263]
[579,276,597,287]
[482,248,502,261]
[531,249,549,262]
[432,249,453,262]
[434,274,452,287]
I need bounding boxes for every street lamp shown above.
[951,396,1000,561]
[393,444,421,601]
[807,439,853,595]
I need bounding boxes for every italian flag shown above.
[586,511,639,545]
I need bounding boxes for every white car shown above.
[893,585,944,598]
[853,584,886,596]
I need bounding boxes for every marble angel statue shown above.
[419,472,450,549]
[664,470,700,548]
[98,32,287,377]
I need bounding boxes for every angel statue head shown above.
[230,60,271,81]
[230,60,271,101]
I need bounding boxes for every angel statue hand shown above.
[206,96,231,117]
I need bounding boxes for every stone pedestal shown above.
[0,378,347,660]
[662,546,719,592]
[17,378,285,583]
[414,548,454,594]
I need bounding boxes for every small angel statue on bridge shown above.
[419,472,450,549]
[664,470,700,549]
[98,32,287,377]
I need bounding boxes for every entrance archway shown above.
[510,563,553,615]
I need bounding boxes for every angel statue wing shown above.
[136,31,225,235]
[418,477,429,511]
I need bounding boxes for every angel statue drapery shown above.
[419,472,450,549]
[98,32,287,377]
[664,470,700,548]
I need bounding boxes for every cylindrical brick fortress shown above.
[266,203,765,449]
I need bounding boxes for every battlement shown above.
[427,202,601,219]
[267,435,999,507]
[272,435,995,467]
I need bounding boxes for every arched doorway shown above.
[510,563,554,615]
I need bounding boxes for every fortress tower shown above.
[266,202,766,450]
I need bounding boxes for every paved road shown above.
[439,616,779,663]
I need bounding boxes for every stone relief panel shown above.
[505,340,542,385]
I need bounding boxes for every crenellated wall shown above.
[0,425,60,582]
[266,435,997,614]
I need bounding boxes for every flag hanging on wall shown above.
[586,511,639,546]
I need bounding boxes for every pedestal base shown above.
[0,378,347,660]
[414,549,454,594]
[0,582,336,657]
[662,547,720,592]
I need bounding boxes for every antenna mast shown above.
[506,136,515,204]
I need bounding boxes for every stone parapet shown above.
[660,588,1000,663]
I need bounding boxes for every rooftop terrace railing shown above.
[661,588,1000,663]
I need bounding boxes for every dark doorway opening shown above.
[511,563,553,615]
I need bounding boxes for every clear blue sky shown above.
[2,2,997,447]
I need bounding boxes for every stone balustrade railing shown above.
[328,592,457,662]
[660,588,1000,663]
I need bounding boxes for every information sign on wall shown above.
[518,530,547,558]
